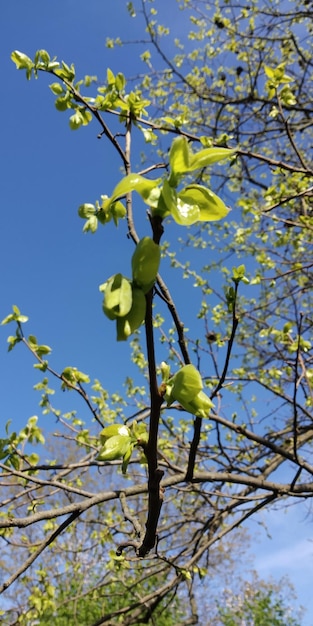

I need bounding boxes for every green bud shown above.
[187,390,214,418]
[102,273,132,319]
[131,420,148,444]
[131,237,161,293]
[116,287,146,340]
[166,364,202,405]
[100,424,130,445]
[97,434,131,461]
[165,364,214,418]
[160,361,171,383]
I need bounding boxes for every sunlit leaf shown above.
[97,434,132,461]
[168,136,190,184]
[11,50,34,79]
[103,274,132,319]
[110,174,161,208]
[83,215,98,233]
[188,146,235,171]
[110,201,127,225]
[107,68,115,85]
[116,287,146,341]
[69,110,83,130]
[100,424,131,444]
[131,237,161,293]
[177,184,230,222]
[122,443,134,474]
[167,364,203,404]
[165,364,214,418]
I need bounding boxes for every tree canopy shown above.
[1,0,312,623]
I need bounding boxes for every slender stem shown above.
[186,283,239,481]
[137,285,164,556]
[135,216,166,556]
[293,312,303,463]
[155,276,191,366]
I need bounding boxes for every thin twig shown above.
[293,312,303,463]
[0,510,81,593]
[186,282,239,481]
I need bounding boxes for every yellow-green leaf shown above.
[110,174,161,208]
[178,185,230,222]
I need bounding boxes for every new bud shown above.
[131,237,161,293]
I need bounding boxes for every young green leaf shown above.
[177,184,230,222]
[97,434,132,462]
[116,287,146,340]
[168,136,190,185]
[11,50,34,79]
[165,364,214,418]
[232,264,250,284]
[107,68,115,85]
[131,237,161,293]
[82,215,98,233]
[110,174,161,208]
[121,443,134,474]
[103,274,132,319]
[100,424,131,444]
[54,60,75,82]
[78,203,95,219]
[35,49,50,66]
[110,201,126,225]
[61,367,90,386]
[69,111,83,130]
[1,306,28,325]
[166,364,203,405]
[187,146,235,171]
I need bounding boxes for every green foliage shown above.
[0,416,44,470]
[217,583,301,626]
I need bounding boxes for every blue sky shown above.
[1,1,312,622]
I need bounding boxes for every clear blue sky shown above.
[1,1,312,622]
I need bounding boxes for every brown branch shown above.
[211,412,313,477]
[119,491,143,537]
[276,93,309,170]
[186,282,239,481]
[90,482,309,626]
[155,276,191,366]
[1,470,313,532]
[0,510,81,593]
[262,185,313,214]
[136,277,164,557]
[0,462,95,499]
[238,149,313,176]
[293,312,303,463]
[211,283,239,400]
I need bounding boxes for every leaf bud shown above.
[131,237,161,293]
